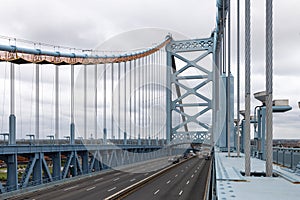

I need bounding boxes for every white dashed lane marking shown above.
[107,187,116,192]
[154,189,160,195]
[64,185,79,191]
[179,190,183,196]
[166,180,171,184]
[86,186,95,191]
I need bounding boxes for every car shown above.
[205,155,211,160]
[168,156,180,164]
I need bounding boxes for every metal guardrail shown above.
[273,147,300,169]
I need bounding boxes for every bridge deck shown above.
[215,151,300,200]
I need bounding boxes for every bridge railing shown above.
[273,147,300,170]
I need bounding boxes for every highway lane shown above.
[8,156,172,200]
[123,157,211,200]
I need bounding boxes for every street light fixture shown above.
[253,91,292,162]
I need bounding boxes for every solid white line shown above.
[114,172,121,176]
[144,173,149,176]
[94,178,103,182]
[107,187,117,192]
[130,178,136,182]
[113,178,120,182]
[186,180,190,185]
[179,190,183,196]
[86,186,96,191]
[166,180,171,184]
[64,185,79,191]
[154,189,160,195]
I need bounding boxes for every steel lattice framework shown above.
[166,37,214,144]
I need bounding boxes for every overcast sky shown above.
[0,0,299,139]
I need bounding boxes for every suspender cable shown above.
[55,65,59,140]
[138,58,141,141]
[222,0,226,74]
[70,64,75,144]
[245,0,251,176]
[124,61,127,138]
[118,62,121,140]
[265,0,273,177]
[36,64,40,140]
[103,63,107,141]
[227,0,231,157]
[9,63,16,144]
[129,60,132,139]
[84,65,87,140]
[236,0,241,157]
[94,64,98,140]
[111,63,114,139]
[134,59,137,140]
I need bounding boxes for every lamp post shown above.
[254,91,292,168]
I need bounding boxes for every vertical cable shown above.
[227,0,231,157]
[124,61,127,138]
[36,64,39,140]
[129,60,132,139]
[265,0,273,177]
[118,62,121,140]
[55,65,59,140]
[70,64,75,144]
[94,64,98,140]
[138,58,141,141]
[84,65,87,140]
[134,59,137,140]
[103,64,107,138]
[245,0,251,176]
[237,0,241,157]
[222,0,226,74]
[111,63,114,139]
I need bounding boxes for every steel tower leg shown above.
[166,51,172,145]
[7,63,18,191]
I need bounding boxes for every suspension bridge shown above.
[0,0,299,199]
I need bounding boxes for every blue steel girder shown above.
[74,153,83,175]
[89,151,98,172]
[167,38,213,53]
[0,182,4,193]
[20,154,38,188]
[62,152,74,179]
[41,153,53,182]
[166,37,213,145]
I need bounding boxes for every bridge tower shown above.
[165,37,215,145]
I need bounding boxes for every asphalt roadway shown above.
[7,156,210,200]
[124,157,210,200]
